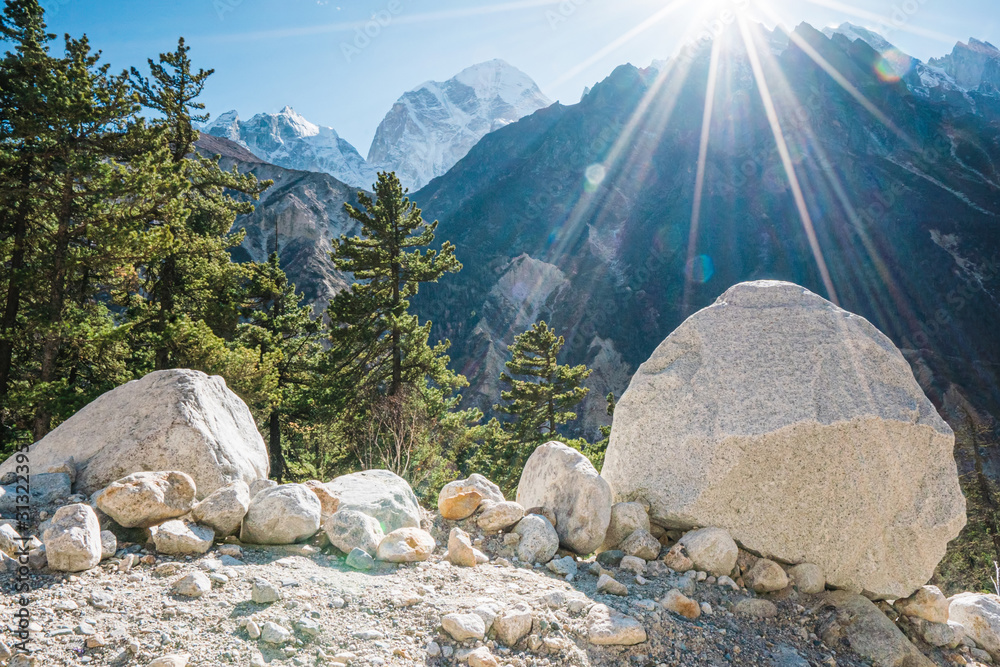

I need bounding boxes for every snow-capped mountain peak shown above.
[367,59,552,191]
[204,109,241,143]
[451,58,542,106]
[273,105,320,138]
[202,107,376,189]
[822,22,895,54]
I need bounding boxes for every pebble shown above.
[251,578,281,604]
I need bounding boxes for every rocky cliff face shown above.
[930,38,1000,91]
[367,59,552,191]
[195,133,364,311]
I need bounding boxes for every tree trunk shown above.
[32,173,73,440]
[0,158,34,398]
[154,254,177,370]
[546,353,556,436]
[390,256,401,396]
[269,409,284,483]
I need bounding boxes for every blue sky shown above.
[38,0,999,153]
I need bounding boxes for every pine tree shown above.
[126,38,270,371]
[236,253,322,482]
[0,0,57,446]
[495,321,592,446]
[327,171,462,400]
[325,172,473,479]
[0,1,186,443]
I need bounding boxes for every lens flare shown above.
[686,254,715,283]
[585,163,607,192]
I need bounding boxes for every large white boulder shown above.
[601,281,966,599]
[0,370,269,499]
[512,514,559,564]
[678,527,738,577]
[324,509,385,557]
[326,470,421,534]
[438,474,504,520]
[949,593,1000,660]
[94,471,196,529]
[240,484,321,545]
[515,441,612,555]
[42,504,102,572]
[150,520,214,555]
[191,480,251,537]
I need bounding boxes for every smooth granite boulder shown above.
[602,281,966,599]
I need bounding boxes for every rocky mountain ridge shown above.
[203,106,377,190]
[204,59,552,193]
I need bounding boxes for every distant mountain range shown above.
[202,22,1000,443]
[203,59,551,191]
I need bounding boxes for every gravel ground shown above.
[0,510,972,667]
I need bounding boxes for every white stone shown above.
[745,558,789,593]
[512,514,558,564]
[171,572,211,598]
[376,528,435,562]
[515,441,612,554]
[467,646,499,667]
[895,585,950,625]
[251,578,281,604]
[789,563,825,594]
[147,656,190,667]
[678,527,737,577]
[546,555,578,577]
[602,281,966,599]
[949,593,1000,660]
[620,555,646,574]
[191,480,250,537]
[326,469,421,534]
[95,471,195,528]
[150,520,214,555]
[619,529,660,560]
[99,530,116,560]
[476,501,524,533]
[494,603,532,646]
[601,502,650,552]
[441,613,486,641]
[240,483,321,545]
[0,524,20,557]
[447,527,477,567]
[42,504,101,572]
[325,509,385,557]
[439,474,503,520]
[260,621,292,645]
[586,603,646,645]
[0,370,268,498]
